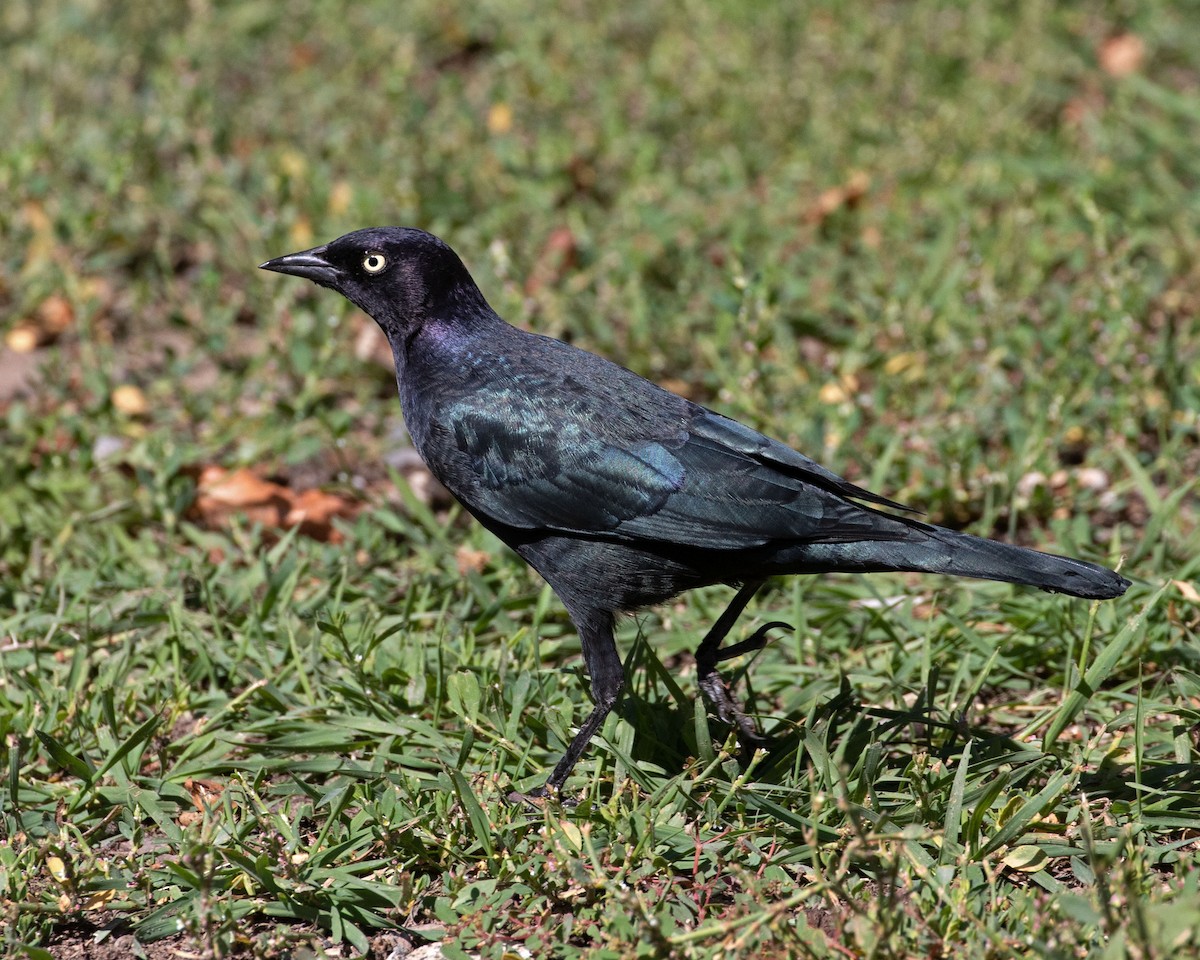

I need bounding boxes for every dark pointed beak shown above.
[259,244,339,286]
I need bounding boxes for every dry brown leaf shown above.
[184,777,225,812]
[83,888,117,911]
[818,373,859,406]
[4,326,39,353]
[111,384,149,416]
[285,487,360,542]
[5,293,75,352]
[1099,33,1145,77]
[455,545,491,575]
[189,466,358,542]
[805,171,870,225]
[46,855,69,884]
[818,381,848,405]
[38,294,74,334]
[1173,579,1200,604]
[196,466,286,509]
[487,102,513,134]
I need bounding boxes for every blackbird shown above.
[262,227,1128,796]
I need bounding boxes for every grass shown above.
[2,0,1200,956]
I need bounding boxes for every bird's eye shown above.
[362,252,387,274]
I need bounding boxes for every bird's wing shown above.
[686,411,914,514]
[434,390,917,550]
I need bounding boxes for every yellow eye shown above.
[362,252,387,274]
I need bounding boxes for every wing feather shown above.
[435,392,915,550]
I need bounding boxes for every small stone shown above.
[1076,467,1109,491]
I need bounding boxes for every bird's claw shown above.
[698,619,794,754]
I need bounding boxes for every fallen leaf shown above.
[4,326,39,353]
[487,102,514,134]
[196,465,285,510]
[5,294,75,352]
[185,777,226,811]
[818,381,848,405]
[84,889,117,911]
[818,373,859,406]
[39,294,74,334]
[111,384,149,416]
[805,171,870,225]
[1099,33,1145,77]
[286,487,360,542]
[47,855,69,884]
[455,545,491,574]
[188,466,359,542]
[1173,580,1200,604]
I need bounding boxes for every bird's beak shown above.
[259,244,339,286]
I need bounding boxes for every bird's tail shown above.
[787,523,1128,600]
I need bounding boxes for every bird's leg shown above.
[528,608,625,800]
[694,581,791,751]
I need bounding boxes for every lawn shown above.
[2,1,1199,957]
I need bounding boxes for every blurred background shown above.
[3,1,1199,956]
[4,0,1196,537]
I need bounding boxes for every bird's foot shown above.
[698,669,768,753]
[697,620,793,756]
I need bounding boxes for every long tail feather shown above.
[787,525,1128,600]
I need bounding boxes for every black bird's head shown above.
[260,226,490,338]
